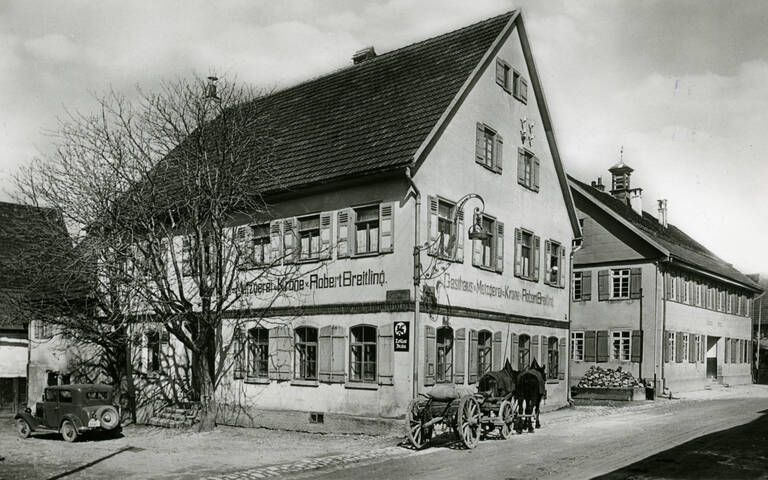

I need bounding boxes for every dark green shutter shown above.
[631,330,642,363]
[630,268,642,299]
[596,330,608,363]
[598,270,609,301]
[584,330,596,362]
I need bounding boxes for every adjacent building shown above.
[569,162,762,394]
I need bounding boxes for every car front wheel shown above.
[60,420,78,443]
[16,418,31,439]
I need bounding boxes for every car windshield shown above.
[85,390,110,402]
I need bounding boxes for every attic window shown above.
[352,47,377,65]
[512,69,528,104]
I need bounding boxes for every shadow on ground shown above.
[593,409,768,479]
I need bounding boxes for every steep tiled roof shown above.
[154,11,515,198]
[569,176,762,292]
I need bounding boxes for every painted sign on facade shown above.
[442,273,555,307]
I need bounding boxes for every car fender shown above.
[14,412,40,431]
[60,413,85,431]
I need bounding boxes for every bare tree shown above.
[13,75,310,431]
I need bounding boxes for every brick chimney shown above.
[352,46,377,64]
[590,176,606,192]
[657,199,668,228]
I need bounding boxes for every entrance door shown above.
[706,336,719,378]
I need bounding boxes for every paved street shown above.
[2,385,767,479]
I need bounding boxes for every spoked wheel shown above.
[16,418,31,439]
[457,395,481,449]
[60,419,78,443]
[498,399,515,440]
[406,399,431,449]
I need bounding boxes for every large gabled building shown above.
[569,163,762,395]
[138,10,582,433]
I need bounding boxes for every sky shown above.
[1,0,767,277]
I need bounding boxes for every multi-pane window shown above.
[694,334,702,363]
[146,331,161,373]
[718,290,725,311]
[34,320,53,340]
[496,59,511,91]
[233,329,245,378]
[437,199,456,258]
[571,332,584,361]
[248,328,269,378]
[478,330,492,377]
[517,148,538,191]
[520,230,533,278]
[669,275,677,301]
[253,224,270,265]
[512,69,527,103]
[298,215,321,260]
[482,127,497,169]
[547,337,559,380]
[349,325,376,383]
[436,327,453,383]
[476,216,494,269]
[667,331,676,363]
[681,333,689,361]
[518,334,531,370]
[545,241,561,286]
[354,205,379,255]
[572,272,583,301]
[610,269,631,299]
[695,283,703,306]
[611,330,631,361]
[295,327,318,380]
[682,279,690,304]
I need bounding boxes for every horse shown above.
[477,359,518,398]
[514,358,546,433]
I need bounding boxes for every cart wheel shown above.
[457,395,481,449]
[16,418,31,439]
[406,399,430,449]
[60,420,78,442]
[498,400,515,440]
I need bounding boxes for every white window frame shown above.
[545,240,562,286]
[572,272,583,301]
[694,334,702,362]
[571,331,584,361]
[681,333,689,362]
[472,214,496,271]
[667,331,676,363]
[610,269,631,299]
[610,330,631,361]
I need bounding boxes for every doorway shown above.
[706,336,719,379]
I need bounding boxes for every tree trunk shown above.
[125,341,138,424]
[197,348,217,432]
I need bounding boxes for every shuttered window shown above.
[514,228,539,281]
[518,334,531,370]
[354,206,379,255]
[475,123,503,173]
[436,327,453,383]
[495,58,511,91]
[247,327,269,378]
[571,331,584,361]
[349,325,377,383]
[610,330,631,361]
[294,327,318,380]
[547,337,559,379]
[610,269,630,299]
[298,215,321,261]
[544,240,564,287]
[512,69,527,103]
[517,147,539,192]
[472,215,504,272]
[477,330,492,377]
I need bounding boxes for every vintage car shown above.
[14,384,122,442]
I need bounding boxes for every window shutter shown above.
[283,218,298,263]
[268,325,292,380]
[520,78,528,103]
[533,235,541,281]
[336,209,352,259]
[319,212,332,260]
[379,202,394,253]
[236,226,253,269]
[427,196,439,253]
[514,228,523,276]
[492,331,502,370]
[584,330,596,362]
[701,335,706,363]
[475,123,485,165]
[544,240,552,285]
[675,332,683,363]
[330,326,345,382]
[510,333,519,370]
[318,326,333,382]
[598,270,609,301]
[631,330,642,363]
[517,148,526,184]
[494,134,503,173]
[582,270,592,301]
[469,330,478,384]
[665,273,673,300]
[531,335,540,363]
[377,323,394,385]
[724,338,729,364]
[596,330,609,363]
[558,245,566,288]
[628,268,641,299]
[688,334,696,364]
[663,331,669,363]
[424,326,436,386]
[532,157,540,191]
[269,220,283,263]
[558,337,566,380]
[455,208,465,262]
[495,221,504,273]
[454,328,466,384]
[495,60,505,85]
